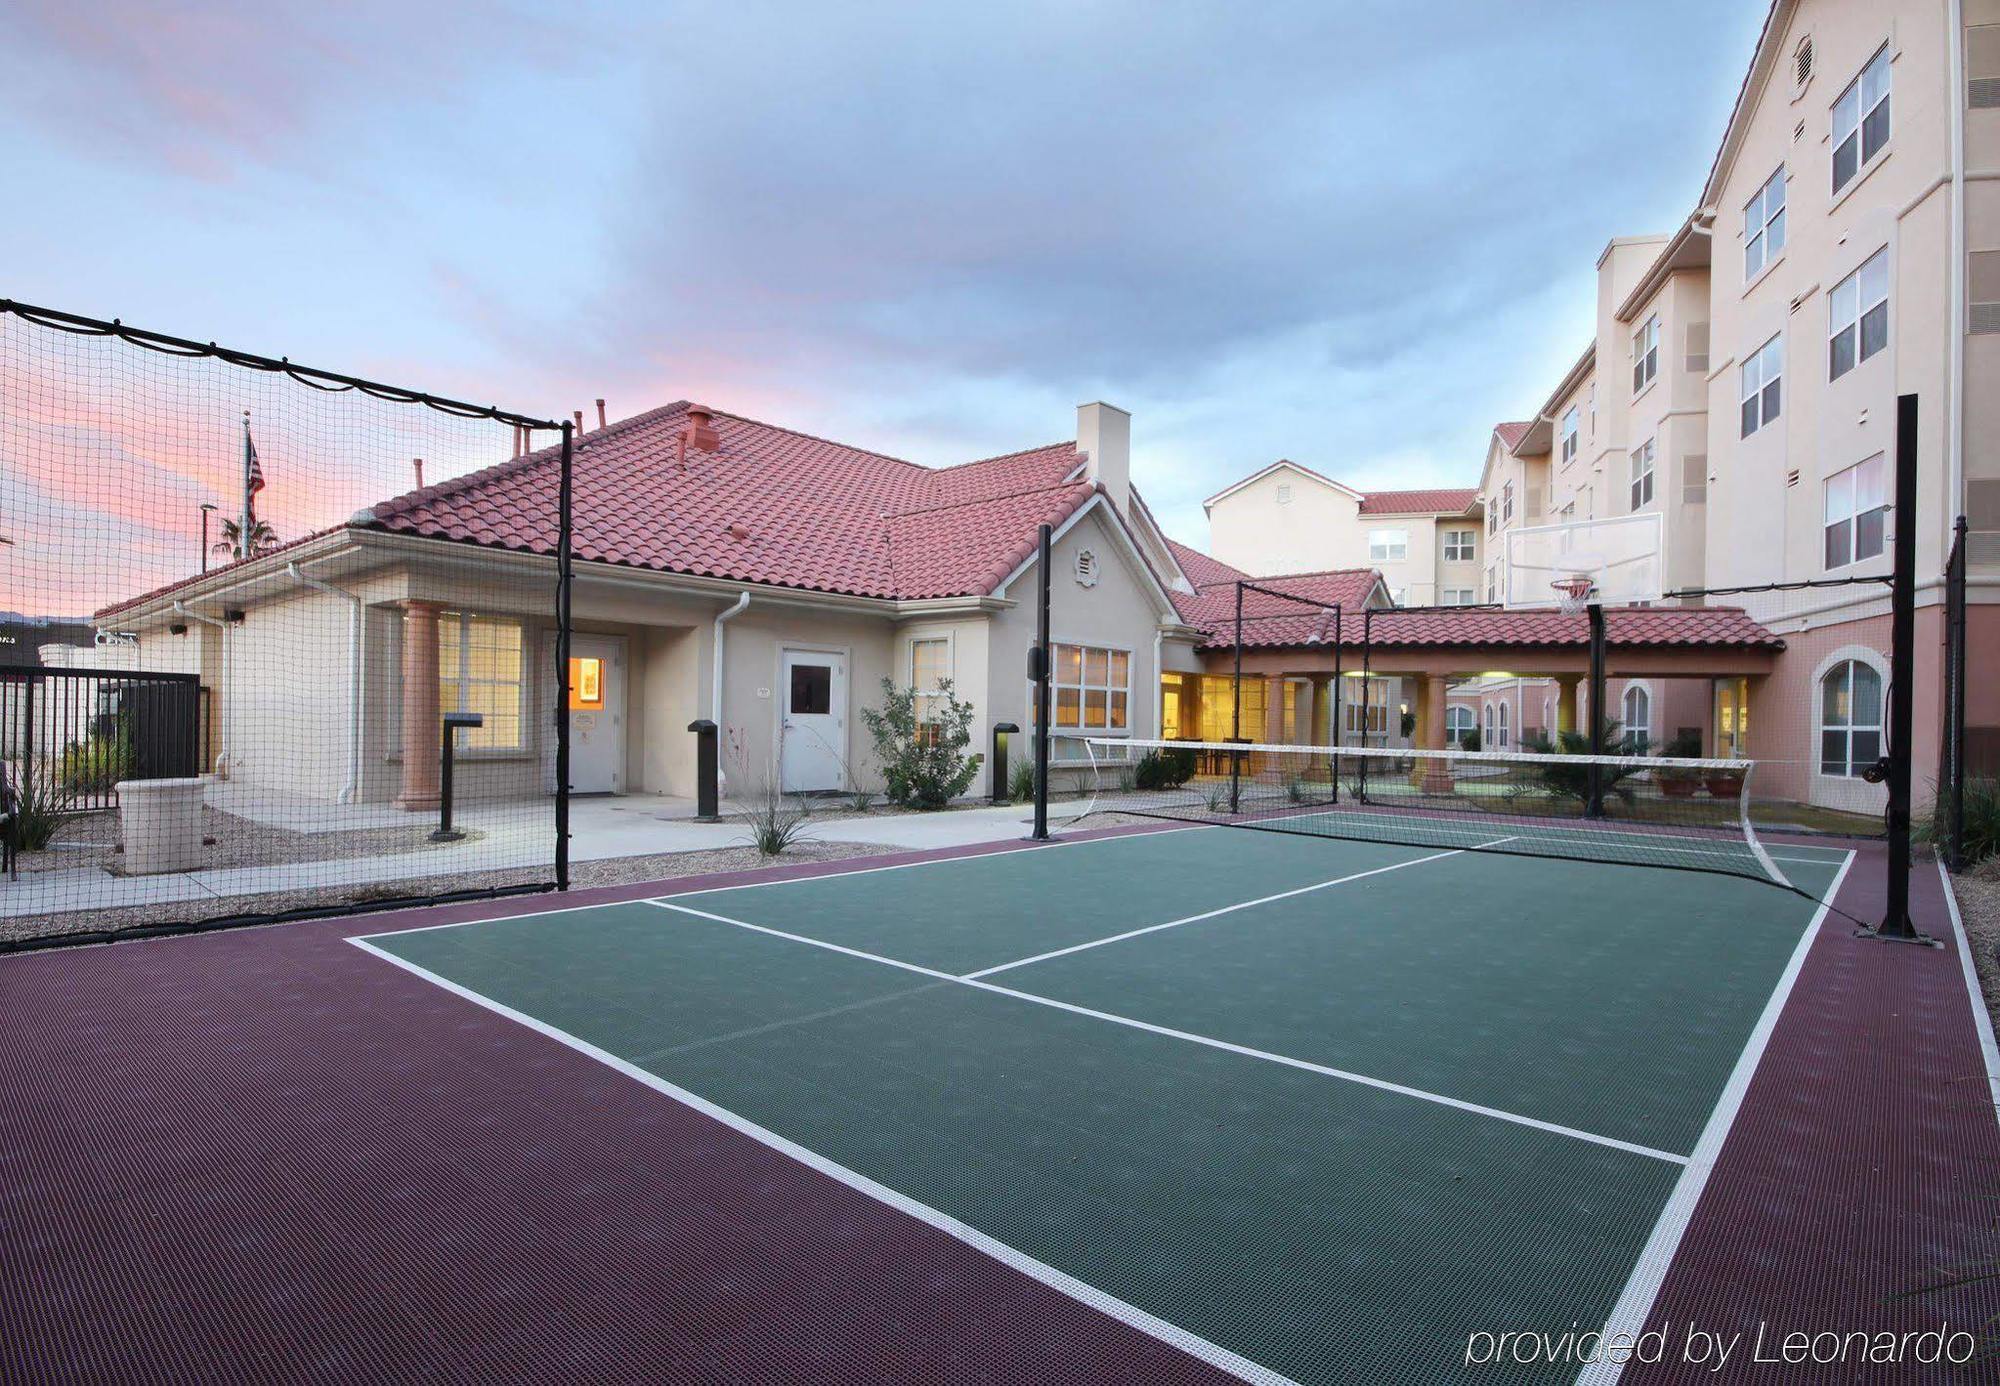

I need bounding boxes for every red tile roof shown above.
[361,403,1097,601]
[1354,604,1782,651]
[1162,540,1384,647]
[1494,421,1533,451]
[1355,487,1479,516]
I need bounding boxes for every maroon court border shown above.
[2,822,1995,1382]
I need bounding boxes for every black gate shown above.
[0,668,205,813]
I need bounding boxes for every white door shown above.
[567,635,624,794]
[779,649,846,793]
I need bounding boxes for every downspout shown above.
[286,561,363,804]
[712,590,751,790]
[172,601,228,777]
[1950,0,1968,522]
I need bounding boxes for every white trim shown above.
[1577,850,1856,1385]
[989,494,1181,623]
[1937,857,2000,1132]
[645,899,1687,1165]
[346,935,1293,1386]
[1201,460,1362,511]
[1093,736,1756,773]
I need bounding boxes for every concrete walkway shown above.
[3,795,1094,920]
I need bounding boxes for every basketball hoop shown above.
[1550,574,1597,615]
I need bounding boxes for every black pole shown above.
[1586,603,1606,818]
[1359,609,1374,802]
[1230,582,1245,814]
[1330,606,1342,804]
[687,720,719,821]
[1948,515,1969,871]
[1875,394,1922,939]
[1032,523,1052,840]
[554,421,574,890]
[432,711,483,842]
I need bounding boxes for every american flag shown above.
[245,424,266,498]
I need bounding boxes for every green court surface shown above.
[356,825,1852,1385]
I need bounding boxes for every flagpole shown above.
[240,410,253,563]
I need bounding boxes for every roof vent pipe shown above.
[573,409,584,434]
[596,398,607,429]
[412,457,425,489]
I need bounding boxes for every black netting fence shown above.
[1,301,571,949]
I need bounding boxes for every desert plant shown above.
[1133,746,1197,791]
[859,678,983,809]
[4,761,73,852]
[1009,757,1037,803]
[743,785,814,856]
[59,730,132,795]
[1205,781,1231,814]
[847,787,877,812]
[1521,719,1648,803]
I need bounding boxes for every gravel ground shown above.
[16,805,456,876]
[1944,861,2000,1037]
[1,838,903,948]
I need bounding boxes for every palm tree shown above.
[211,516,280,562]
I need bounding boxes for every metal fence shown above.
[0,668,205,812]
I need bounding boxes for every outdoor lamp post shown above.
[198,503,218,574]
[431,711,484,842]
[990,722,1020,804]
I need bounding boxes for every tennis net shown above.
[1083,738,1793,890]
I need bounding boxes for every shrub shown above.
[1457,728,1481,752]
[1133,746,1197,791]
[1521,719,1648,803]
[4,762,72,852]
[60,730,131,795]
[859,678,983,809]
[743,786,813,856]
[1009,757,1037,803]
[1655,728,1707,784]
[1923,775,2000,867]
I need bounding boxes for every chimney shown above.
[1076,402,1131,513]
[683,403,721,453]
[412,457,425,489]
[595,398,607,429]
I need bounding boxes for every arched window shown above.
[1484,703,1496,747]
[1621,685,1652,748]
[1820,659,1883,777]
[1497,701,1511,749]
[1447,705,1475,747]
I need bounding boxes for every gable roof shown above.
[1494,421,1533,452]
[1202,458,1361,510]
[1162,539,1386,648]
[357,403,1101,602]
[1356,488,1479,517]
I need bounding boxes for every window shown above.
[1823,454,1887,569]
[1446,705,1475,747]
[1588,382,1596,435]
[1630,438,1656,510]
[1483,702,1496,747]
[1502,482,1514,524]
[1820,659,1883,777]
[1632,316,1660,393]
[1485,571,1496,602]
[1443,587,1475,606]
[1345,682,1390,737]
[1744,166,1786,278]
[910,636,950,739]
[1560,407,1579,464]
[1443,528,1474,562]
[1829,248,1889,380]
[1496,701,1510,749]
[1047,643,1129,731]
[790,663,831,714]
[1388,587,1406,606]
[1832,44,1891,194]
[1487,506,1498,537]
[439,614,525,752]
[1740,334,1783,437]
[1621,685,1652,748]
[1368,528,1408,562]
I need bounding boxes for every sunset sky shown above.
[1,1,1766,550]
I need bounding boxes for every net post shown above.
[1585,603,1606,818]
[1866,394,1929,942]
[1329,606,1342,805]
[1946,514,1969,872]
[554,420,574,891]
[1230,581,1244,814]
[1032,522,1052,840]
[1359,608,1374,802]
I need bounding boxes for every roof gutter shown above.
[286,561,363,804]
[171,601,229,777]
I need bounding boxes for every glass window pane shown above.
[1056,645,1082,683]
[1860,250,1889,304]
[1852,729,1881,768]
[1825,470,1850,524]
[1084,648,1109,685]
[1055,686,1081,727]
[1859,301,1888,362]
[1851,663,1882,723]
[1742,398,1760,438]
[1831,329,1856,379]
[790,664,832,715]
[1833,135,1858,191]
[1856,506,1886,560]
[1108,691,1128,729]
[1763,378,1781,423]
[1831,274,1858,328]
[1823,663,1850,725]
[1863,99,1889,161]
[1822,729,1849,776]
[1108,650,1129,686]
[1835,84,1859,138]
[1825,522,1851,569]
[1857,454,1886,504]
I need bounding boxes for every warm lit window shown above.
[1632,316,1660,393]
[1443,528,1474,562]
[1832,44,1891,195]
[1744,166,1786,278]
[1740,334,1783,437]
[1823,454,1887,569]
[1047,643,1129,731]
[569,656,604,711]
[439,613,525,753]
[1368,528,1408,562]
[1630,439,1656,510]
[910,636,950,739]
[1829,248,1889,380]
[1560,407,1579,464]
[1820,659,1883,777]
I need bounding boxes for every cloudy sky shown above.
[1,0,1765,547]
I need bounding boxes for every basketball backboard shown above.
[1502,512,1663,609]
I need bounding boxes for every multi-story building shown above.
[1203,460,1482,606]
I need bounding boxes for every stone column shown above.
[1555,674,1583,737]
[1263,676,1287,744]
[1415,674,1454,792]
[397,600,445,811]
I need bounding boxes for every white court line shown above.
[963,837,1517,981]
[1936,856,2000,1134]
[646,897,1687,1167]
[1575,849,1856,1386]
[346,935,1294,1386]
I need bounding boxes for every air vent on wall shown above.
[1795,35,1813,90]
[1971,26,2000,107]
[1972,250,2000,333]
[1786,469,1802,488]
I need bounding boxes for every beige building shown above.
[1203,460,1483,606]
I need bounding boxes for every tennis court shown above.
[355,817,1856,1384]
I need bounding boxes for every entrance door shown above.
[779,649,846,793]
[567,635,625,794]
[1714,676,1748,760]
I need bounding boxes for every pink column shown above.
[1417,674,1454,792]
[397,600,444,811]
